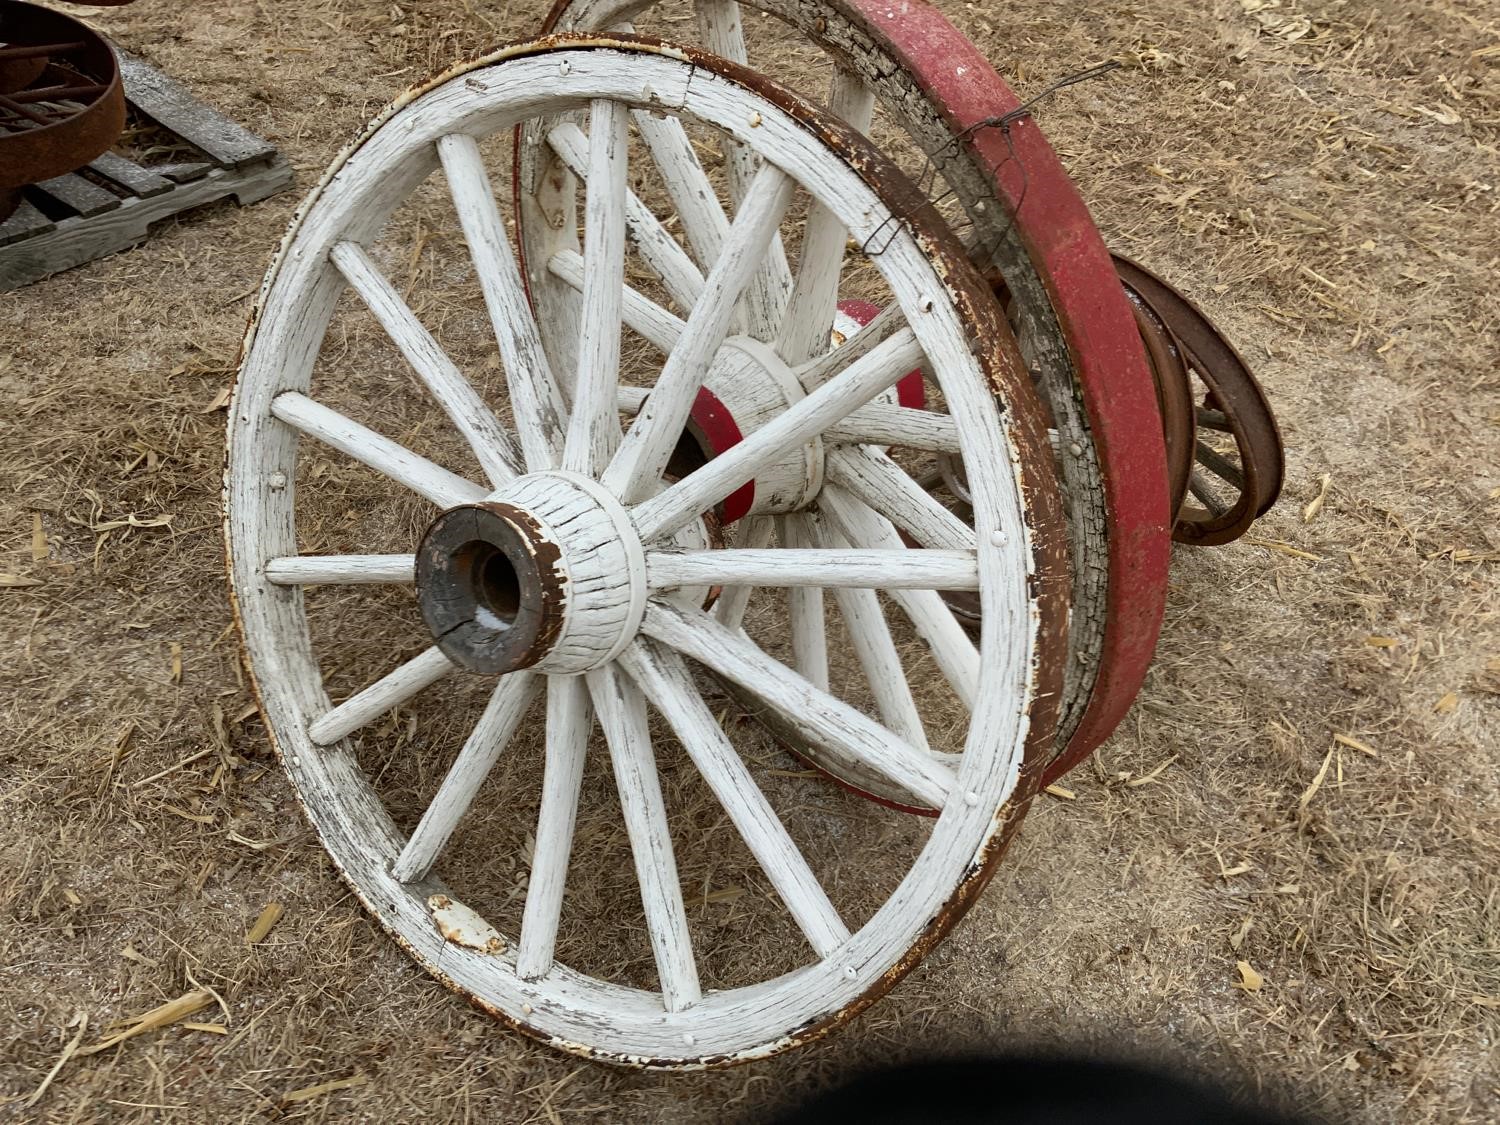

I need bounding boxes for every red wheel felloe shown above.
[830,0,1171,782]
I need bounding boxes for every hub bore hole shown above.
[458,541,521,632]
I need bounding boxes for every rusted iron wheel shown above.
[228,37,1067,1066]
[0,0,126,220]
[525,0,1172,791]
[1115,256,1284,547]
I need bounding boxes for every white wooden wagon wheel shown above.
[227,37,1066,1066]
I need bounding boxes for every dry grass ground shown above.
[2,0,1497,1121]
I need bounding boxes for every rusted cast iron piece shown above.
[0,0,127,219]
[1114,256,1284,546]
[415,501,566,675]
[1122,277,1196,516]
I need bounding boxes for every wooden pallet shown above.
[0,48,294,291]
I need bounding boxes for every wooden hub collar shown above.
[415,501,564,675]
[415,472,649,676]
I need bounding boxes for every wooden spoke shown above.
[692,0,792,334]
[391,673,541,883]
[825,444,976,551]
[547,249,685,354]
[713,514,772,631]
[265,554,415,586]
[646,547,978,590]
[516,675,592,980]
[630,328,926,542]
[603,165,795,504]
[630,110,731,273]
[775,70,876,368]
[807,513,929,751]
[438,133,568,471]
[563,100,631,477]
[548,121,706,315]
[1195,440,1245,489]
[270,392,486,509]
[620,640,849,958]
[307,646,455,746]
[1189,470,1230,516]
[778,515,828,692]
[643,600,956,810]
[826,404,959,453]
[820,486,980,710]
[795,302,907,394]
[329,240,521,488]
[587,664,701,1011]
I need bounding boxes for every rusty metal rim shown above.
[1113,256,1285,546]
[1122,273,1196,517]
[0,1,127,193]
[813,0,1170,783]
[228,33,1069,1069]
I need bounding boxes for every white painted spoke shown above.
[391,673,540,883]
[630,110,731,273]
[587,664,701,1011]
[265,554,414,586]
[629,328,926,542]
[563,100,630,477]
[548,121,706,315]
[643,600,956,810]
[826,443,977,550]
[694,0,793,333]
[796,302,907,394]
[774,70,875,367]
[271,392,486,509]
[603,165,795,504]
[808,514,930,752]
[645,547,978,590]
[439,133,567,472]
[620,640,849,958]
[547,250,685,354]
[713,514,772,630]
[307,646,455,746]
[821,486,980,710]
[778,515,828,692]
[827,404,958,453]
[329,240,520,488]
[517,675,592,980]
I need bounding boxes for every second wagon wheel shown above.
[523,0,1173,791]
[228,37,1067,1065]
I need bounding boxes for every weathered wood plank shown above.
[117,48,277,168]
[34,173,121,218]
[0,160,292,291]
[89,151,174,198]
[155,161,212,184]
[0,199,54,248]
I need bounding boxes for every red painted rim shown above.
[836,0,1171,781]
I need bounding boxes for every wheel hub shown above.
[415,472,648,675]
[688,303,925,524]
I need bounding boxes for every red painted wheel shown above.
[521,0,1171,787]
